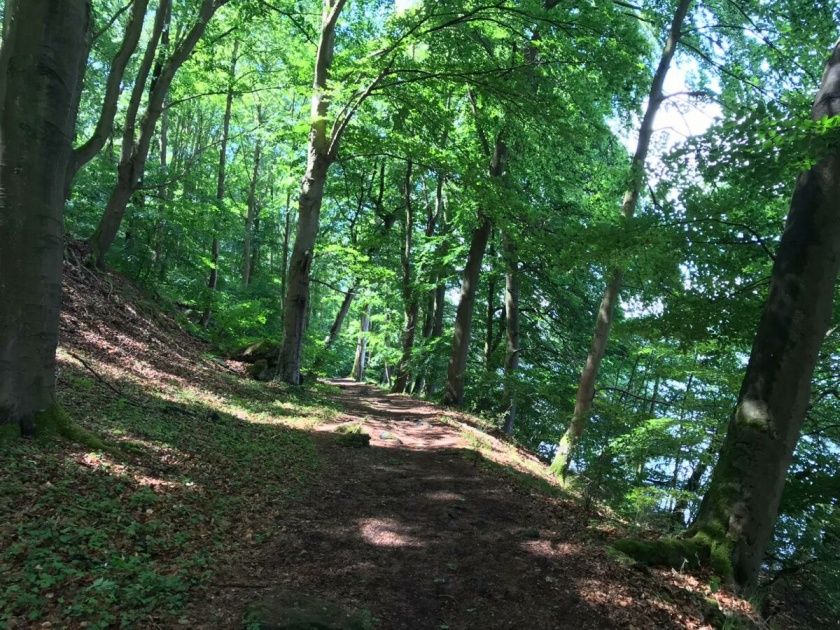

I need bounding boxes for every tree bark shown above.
[89,0,226,267]
[484,237,497,369]
[393,160,419,393]
[501,234,520,435]
[277,0,348,385]
[0,0,91,435]
[551,0,693,477]
[351,304,371,381]
[688,43,840,588]
[202,38,239,327]
[325,286,356,348]
[65,0,150,195]
[442,215,493,406]
[243,124,262,286]
[442,139,505,406]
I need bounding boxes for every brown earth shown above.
[195,380,751,629]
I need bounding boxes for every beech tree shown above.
[0,0,91,435]
[686,41,840,588]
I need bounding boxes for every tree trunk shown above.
[202,38,238,327]
[0,0,90,435]
[277,0,347,385]
[351,304,371,381]
[243,129,262,286]
[688,43,840,588]
[442,215,493,406]
[325,286,356,348]
[551,0,692,477]
[65,0,150,195]
[89,0,225,267]
[442,138,505,406]
[393,161,418,393]
[484,237,497,369]
[279,192,293,322]
[501,234,520,435]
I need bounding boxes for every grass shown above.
[0,361,333,629]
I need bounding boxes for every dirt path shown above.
[198,380,711,629]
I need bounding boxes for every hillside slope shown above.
[1,260,757,628]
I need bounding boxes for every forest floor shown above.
[0,258,763,629]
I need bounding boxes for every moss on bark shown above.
[613,532,734,582]
[33,405,106,450]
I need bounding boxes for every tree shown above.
[0,0,91,436]
[89,0,229,267]
[687,41,840,588]
[551,0,694,477]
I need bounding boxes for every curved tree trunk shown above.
[442,138,505,406]
[551,0,693,477]
[277,0,347,385]
[65,0,150,195]
[89,0,225,267]
[0,0,91,436]
[688,43,840,588]
[442,215,493,406]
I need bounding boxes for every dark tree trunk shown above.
[442,139,505,406]
[325,286,356,348]
[89,0,225,267]
[688,43,840,588]
[552,0,693,477]
[277,0,348,385]
[393,161,419,393]
[0,0,91,435]
[501,234,520,435]
[442,215,493,406]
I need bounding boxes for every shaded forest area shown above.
[1,0,839,627]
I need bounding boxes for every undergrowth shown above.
[0,363,331,628]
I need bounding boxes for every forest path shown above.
[200,379,703,629]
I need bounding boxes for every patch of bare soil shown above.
[197,380,753,629]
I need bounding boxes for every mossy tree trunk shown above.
[688,43,840,588]
[0,0,91,436]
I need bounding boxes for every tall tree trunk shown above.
[202,38,239,327]
[442,215,493,406]
[551,0,693,477]
[0,0,91,436]
[277,0,348,385]
[325,286,356,347]
[89,0,226,267]
[65,0,150,195]
[501,234,520,435]
[243,126,262,286]
[442,139,505,406]
[351,304,371,382]
[688,43,840,588]
[393,161,419,393]
[484,237,497,369]
[279,192,293,323]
